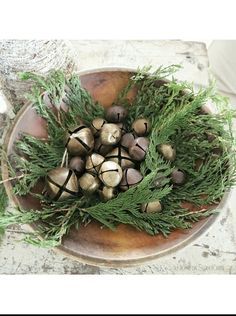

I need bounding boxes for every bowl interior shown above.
[3,69,219,267]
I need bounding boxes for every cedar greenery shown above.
[0,65,235,247]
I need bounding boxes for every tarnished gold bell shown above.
[99,161,122,187]
[45,167,78,201]
[171,169,185,184]
[94,138,114,156]
[120,133,136,151]
[85,153,105,175]
[100,123,121,146]
[132,118,151,136]
[105,105,128,123]
[66,125,94,156]
[119,168,143,191]
[116,122,127,135]
[99,186,117,201]
[158,144,176,161]
[106,147,134,169]
[91,117,107,136]
[79,173,101,193]
[141,200,162,213]
[69,156,85,175]
[129,137,149,161]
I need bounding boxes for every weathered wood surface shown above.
[0,40,236,274]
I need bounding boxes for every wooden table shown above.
[1,40,235,274]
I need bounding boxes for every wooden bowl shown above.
[2,68,230,267]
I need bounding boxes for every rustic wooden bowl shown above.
[2,68,230,267]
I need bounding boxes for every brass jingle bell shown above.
[99,186,117,201]
[120,133,136,151]
[85,153,105,175]
[91,117,107,136]
[69,156,85,175]
[100,123,122,146]
[99,161,122,187]
[106,147,135,169]
[119,168,143,191]
[105,105,128,123]
[79,173,101,194]
[94,138,114,156]
[129,137,149,161]
[158,144,176,162]
[171,169,186,185]
[116,122,127,135]
[66,125,94,156]
[45,167,78,201]
[141,200,162,213]
[132,118,151,136]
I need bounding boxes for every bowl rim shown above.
[1,67,232,268]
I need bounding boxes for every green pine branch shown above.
[0,66,235,247]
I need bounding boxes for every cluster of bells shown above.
[45,105,185,214]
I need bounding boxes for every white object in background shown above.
[0,94,7,113]
[0,89,15,118]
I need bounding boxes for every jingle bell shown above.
[100,123,122,146]
[158,144,176,161]
[105,105,128,123]
[129,137,149,161]
[141,200,162,213]
[132,118,151,136]
[79,173,101,193]
[68,156,85,175]
[119,168,143,191]
[99,161,122,187]
[85,153,105,175]
[45,167,78,201]
[91,117,107,136]
[100,186,117,201]
[106,147,134,169]
[66,125,94,156]
[94,138,114,156]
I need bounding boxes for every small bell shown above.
[85,153,105,175]
[99,186,117,201]
[100,123,122,145]
[132,118,151,136]
[116,122,127,135]
[120,133,136,151]
[66,125,94,156]
[106,147,135,169]
[129,137,149,161]
[141,200,162,213]
[158,144,176,161]
[79,173,101,193]
[105,105,128,123]
[45,167,78,201]
[91,117,107,136]
[68,156,85,175]
[119,168,143,191]
[99,161,122,187]
[94,138,114,156]
[171,169,185,184]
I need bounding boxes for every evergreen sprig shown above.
[0,65,235,247]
